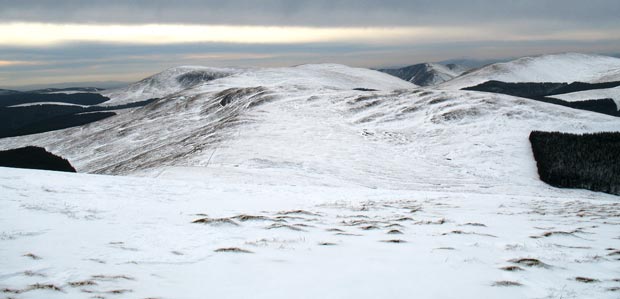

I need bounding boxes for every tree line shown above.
[530,131,620,195]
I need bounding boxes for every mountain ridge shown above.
[379,63,468,86]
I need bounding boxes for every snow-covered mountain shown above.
[2,60,620,299]
[379,63,467,86]
[101,66,241,106]
[441,53,620,89]
[1,63,618,192]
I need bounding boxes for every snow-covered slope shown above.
[1,62,620,298]
[7,102,89,108]
[0,63,618,193]
[101,66,240,106]
[1,162,619,299]
[380,63,467,86]
[441,53,620,89]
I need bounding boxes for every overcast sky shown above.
[1,0,619,87]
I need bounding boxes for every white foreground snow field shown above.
[1,58,620,298]
[1,167,619,299]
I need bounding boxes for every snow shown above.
[424,63,466,83]
[7,102,89,108]
[552,86,620,109]
[441,53,620,89]
[100,66,241,106]
[380,62,467,86]
[1,166,619,299]
[1,60,620,298]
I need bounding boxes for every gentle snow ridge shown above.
[441,53,620,89]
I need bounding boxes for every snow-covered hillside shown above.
[101,66,241,106]
[1,63,617,193]
[7,102,89,108]
[1,61,620,298]
[380,63,467,86]
[441,53,620,89]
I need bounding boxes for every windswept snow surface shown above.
[1,167,619,299]
[441,53,620,89]
[1,63,620,298]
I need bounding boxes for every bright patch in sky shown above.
[0,23,438,46]
[2,23,619,47]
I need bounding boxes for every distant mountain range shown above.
[3,81,128,92]
[378,63,468,86]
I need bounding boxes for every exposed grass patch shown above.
[360,225,380,230]
[575,277,600,283]
[265,223,306,231]
[380,239,406,243]
[277,210,320,216]
[415,218,446,225]
[192,217,239,226]
[492,281,523,287]
[106,289,133,294]
[23,270,45,277]
[531,230,582,239]
[441,230,497,238]
[608,250,620,256]
[214,247,253,254]
[22,253,42,260]
[509,258,551,268]
[69,280,97,287]
[461,222,487,227]
[434,247,455,251]
[232,215,272,222]
[500,266,524,272]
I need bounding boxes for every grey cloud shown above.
[0,0,618,28]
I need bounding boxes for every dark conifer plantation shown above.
[0,146,76,172]
[530,131,620,195]
[464,81,620,117]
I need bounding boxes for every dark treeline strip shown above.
[463,80,620,117]
[530,131,620,195]
[549,81,620,96]
[6,112,117,138]
[540,98,618,117]
[464,80,620,98]
[0,98,157,138]
[0,146,76,173]
[464,81,567,98]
